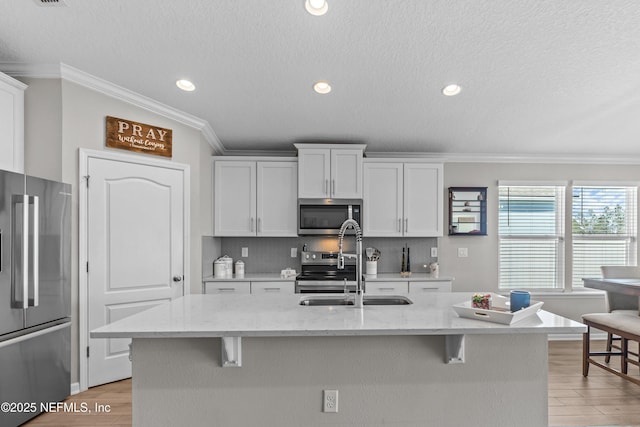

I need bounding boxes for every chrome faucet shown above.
[337,217,363,308]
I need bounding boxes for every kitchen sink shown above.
[299,295,413,306]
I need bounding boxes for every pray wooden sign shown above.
[106,116,172,158]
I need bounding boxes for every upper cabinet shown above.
[363,161,443,237]
[295,144,365,199]
[0,72,26,173]
[213,158,297,237]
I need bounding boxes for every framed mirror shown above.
[449,187,487,236]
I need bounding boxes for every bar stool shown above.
[600,266,640,364]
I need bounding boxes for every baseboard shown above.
[70,382,80,395]
[548,331,607,341]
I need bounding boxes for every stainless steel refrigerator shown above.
[0,169,71,427]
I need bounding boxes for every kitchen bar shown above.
[92,293,585,427]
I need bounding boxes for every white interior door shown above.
[86,156,185,387]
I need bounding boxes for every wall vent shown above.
[34,0,68,6]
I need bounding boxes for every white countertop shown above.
[91,292,585,339]
[203,273,451,282]
[203,274,296,282]
[364,273,453,282]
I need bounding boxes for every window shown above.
[499,184,565,290]
[498,182,638,291]
[572,185,637,287]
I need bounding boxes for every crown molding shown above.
[0,62,225,154]
[365,151,640,165]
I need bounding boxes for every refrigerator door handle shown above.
[11,194,30,309]
[30,195,39,307]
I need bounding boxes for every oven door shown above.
[298,199,362,235]
[295,280,357,294]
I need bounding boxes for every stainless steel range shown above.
[295,251,357,293]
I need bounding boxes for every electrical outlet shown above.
[291,247,297,258]
[323,389,338,413]
[458,247,468,258]
[241,247,248,257]
[431,247,438,258]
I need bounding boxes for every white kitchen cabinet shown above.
[363,161,443,237]
[204,281,251,294]
[251,281,295,295]
[365,281,408,294]
[408,280,452,293]
[214,158,297,237]
[295,144,365,199]
[0,72,26,173]
[257,162,297,236]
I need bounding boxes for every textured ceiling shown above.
[1,0,640,157]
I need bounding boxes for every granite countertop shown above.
[91,292,585,339]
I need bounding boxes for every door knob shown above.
[173,276,183,282]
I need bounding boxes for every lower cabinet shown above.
[409,281,452,293]
[365,281,409,294]
[251,281,295,295]
[204,281,294,295]
[365,280,453,294]
[204,281,251,294]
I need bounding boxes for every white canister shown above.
[235,260,245,278]
[366,260,378,276]
[221,255,233,278]
[429,262,439,278]
[213,258,226,278]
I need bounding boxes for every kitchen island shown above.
[91,293,585,427]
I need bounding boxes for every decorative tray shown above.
[452,293,544,325]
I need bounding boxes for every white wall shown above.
[21,77,214,384]
[441,162,640,320]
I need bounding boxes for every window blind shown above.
[498,185,565,289]
[571,185,637,287]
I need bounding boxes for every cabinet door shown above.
[0,73,25,173]
[331,149,363,198]
[363,162,403,236]
[409,281,452,293]
[403,163,443,236]
[214,161,256,236]
[204,281,251,294]
[251,281,295,294]
[365,281,408,294]
[297,149,330,198]
[257,162,297,236]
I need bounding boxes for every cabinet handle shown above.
[325,179,329,195]
[332,179,335,196]
[258,218,262,232]
[405,218,408,233]
[250,217,254,232]
[398,219,401,232]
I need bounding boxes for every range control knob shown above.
[312,254,317,259]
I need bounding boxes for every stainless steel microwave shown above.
[298,199,362,236]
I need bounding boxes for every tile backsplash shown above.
[203,236,438,275]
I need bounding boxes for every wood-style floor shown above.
[22,340,640,427]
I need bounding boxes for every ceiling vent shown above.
[34,0,68,6]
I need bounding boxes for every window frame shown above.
[498,181,566,292]
[498,180,639,292]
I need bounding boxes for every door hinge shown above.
[86,346,90,357]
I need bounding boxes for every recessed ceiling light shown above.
[313,81,332,94]
[442,84,462,96]
[176,79,196,92]
[305,0,328,16]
